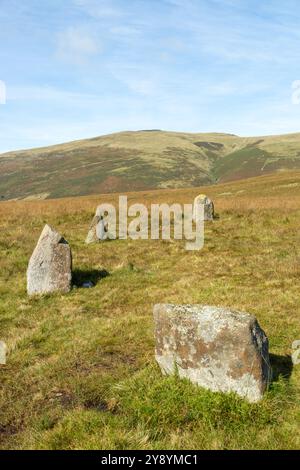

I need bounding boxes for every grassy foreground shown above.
[0,171,300,450]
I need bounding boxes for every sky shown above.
[1,0,300,153]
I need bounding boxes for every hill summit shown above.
[2,130,300,200]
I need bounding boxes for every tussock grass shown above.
[0,172,300,449]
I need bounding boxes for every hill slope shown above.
[2,130,300,200]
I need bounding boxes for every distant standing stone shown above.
[85,213,108,244]
[0,341,7,365]
[292,340,300,365]
[86,215,100,244]
[153,304,271,402]
[193,194,214,221]
[27,224,72,296]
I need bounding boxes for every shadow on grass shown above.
[72,269,110,288]
[270,353,293,382]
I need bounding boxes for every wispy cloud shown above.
[73,0,122,18]
[162,0,300,64]
[109,25,140,36]
[109,64,158,96]
[7,85,100,103]
[2,0,300,153]
[56,26,101,64]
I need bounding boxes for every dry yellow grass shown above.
[0,171,299,449]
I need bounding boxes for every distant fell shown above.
[2,130,300,200]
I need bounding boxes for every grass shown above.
[0,171,300,449]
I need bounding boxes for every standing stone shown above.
[0,341,7,365]
[85,212,109,244]
[193,194,214,221]
[292,340,300,365]
[153,304,271,402]
[27,224,72,296]
[85,215,101,244]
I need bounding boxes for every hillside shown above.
[0,171,299,450]
[3,130,300,200]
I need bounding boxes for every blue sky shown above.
[1,0,300,153]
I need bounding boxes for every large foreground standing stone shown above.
[153,304,271,402]
[193,194,214,221]
[27,225,72,296]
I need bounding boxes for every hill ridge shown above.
[2,130,300,200]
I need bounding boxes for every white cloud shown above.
[126,79,156,96]
[109,64,158,96]
[7,85,100,103]
[73,0,121,18]
[56,27,100,64]
[109,26,140,36]
[205,81,270,98]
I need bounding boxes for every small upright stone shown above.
[85,211,109,244]
[27,224,72,296]
[85,215,101,244]
[153,304,271,402]
[0,341,7,365]
[193,194,214,221]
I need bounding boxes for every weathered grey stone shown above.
[292,340,300,365]
[85,213,109,244]
[193,194,214,221]
[85,215,101,244]
[0,341,7,365]
[153,304,271,402]
[27,224,72,296]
